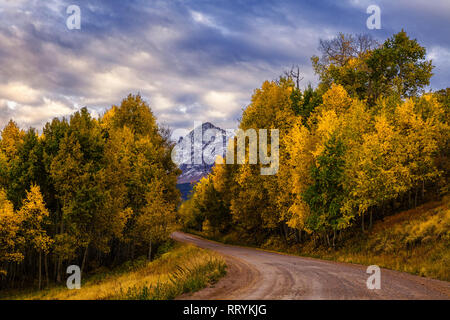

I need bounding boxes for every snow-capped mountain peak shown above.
[173,122,229,184]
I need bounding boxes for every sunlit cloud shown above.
[0,0,448,132]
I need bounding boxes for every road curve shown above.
[172,231,450,300]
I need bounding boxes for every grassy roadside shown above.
[297,200,450,281]
[189,199,450,282]
[1,243,226,300]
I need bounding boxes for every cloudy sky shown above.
[0,0,449,133]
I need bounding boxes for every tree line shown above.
[0,95,180,290]
[180,31,449,248]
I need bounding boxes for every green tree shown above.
[367,30,433,103]
[302,135,345,246]
[8,129,45,209]
[135,180,175,260]
[312,31,433,105]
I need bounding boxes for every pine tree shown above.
[302,135,345,246]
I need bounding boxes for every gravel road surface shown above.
[172,231,450,300]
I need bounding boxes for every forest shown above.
[1,30,449,292]
[0,95,181,290]
[180,31,449,251]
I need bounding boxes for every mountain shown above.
[173,122,229,198]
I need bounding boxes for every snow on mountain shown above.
[173,122,230,184]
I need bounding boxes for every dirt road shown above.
[172,232,450,300]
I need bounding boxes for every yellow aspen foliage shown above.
[318,84,352,115]
[228,79,297,238]
[230,164,269,232]
[0,189,23,276]
[182,32,448,247]
[240,80,296,130]
[18,184,53,289]
[95,126,134,247]
[0,94,182,286]
[0,120,25,161]
[210,157,235,203]
[283,121,316,231]
[393,99,443,196]
[100,105,118,130]
[312,110,342,159]
[18,184,53,254]
[136,179,176,260]
[342,114,409,221]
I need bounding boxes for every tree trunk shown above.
[38,250,42,290]
[415,188,418,208]
[148,239,152,261]
[422,180,425,200]
[11,263,15,288]
[294,229,301,243]
[44,254,49,288]
[369,208,373,230]
[81,244,89,275]
[53,255,57,281]
[283,224,289,242]
[361,212,365,232]
[56,256,62,283]
[408,190,412,209]
[56,211,64,283]
[332,230,336,248]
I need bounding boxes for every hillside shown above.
[188,198,449,282]
[180,31,449,287]
[2,244,226,300]
[257,198,449,281]
[300,198,449,281]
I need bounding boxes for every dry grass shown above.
[4,243,226,300]
[297,197,450,281]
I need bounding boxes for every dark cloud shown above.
[0,0,448,131]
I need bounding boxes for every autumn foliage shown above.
[0,95,180,289]
[181,31,449,251]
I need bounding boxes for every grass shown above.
[303,199,450,281]
[2,243,226,300]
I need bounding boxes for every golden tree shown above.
[18,185,53,289]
